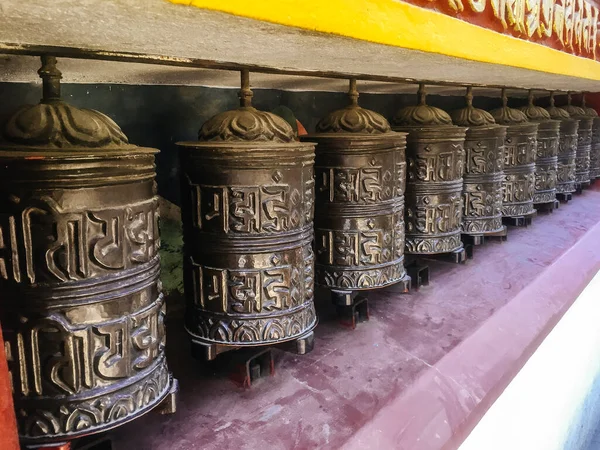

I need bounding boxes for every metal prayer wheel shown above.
[302,80,410,297]
[490,90,538,222]
[450,87,506,238]
[178,71,317,360]
[581,95,600,180]
[392,84,467,255]
[563,93,593,188]
[0,57,176,446]
[545,92,578,197]
[519,91,560,206]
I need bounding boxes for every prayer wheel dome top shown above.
[489,90,529,124]
[198,106,296,143]
[545,92,571,119]
[197,71,295,143]
[563,93,588,119]
[316,105,391,134]
[581,95,599,118]
[546,105,571,120]
[450,87,496,127]
[489,106,529,125]
[315,80,391,134]
[519,92,551,121]
[393,84,453,127]
[0,57,134,150]
[563,105,587,118]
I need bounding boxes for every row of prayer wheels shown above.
[1,57,599,447]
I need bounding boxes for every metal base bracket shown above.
[576,181,591,194]
[503,215,534,227]
[405,259,430,289]
[156,376,179,415]
[462,226,508,246]
[423,246,468,264]
[332,291,369,329]
[556,192,573,202]
[535,199,559,213]
[191,329,315,362]
[228,348,275,388]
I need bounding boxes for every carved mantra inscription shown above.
[462,131,505,236]
[6,292,165,398]
[180,144,317,347]
[557,131,578,192]
[591,125,600,179]
[502,132,537,217]
[404,136,465,254]
[0,195,158,284]
[409,147,464,182]
[309,137,407,291]
[0,180,169,443]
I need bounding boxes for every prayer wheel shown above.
[303,80,410,297]
[563,93,593,188]
[393,84,467,256]
[450,87,506,238]
[490,90,538,222]
[519,91,560,207]
[178,71,317,360]
[0,57,176,446]
[545,93,578,197]
[581,95,600,180]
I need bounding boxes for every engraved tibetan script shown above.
[0,196,158,284]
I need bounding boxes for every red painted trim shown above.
[342,187,600,450]
[0,327,19,450]
[585,93,600,114]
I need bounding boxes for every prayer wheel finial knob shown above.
[348,78,359,107]
[38,55,62,103]
[418,83,427,106]
[528,90,535,106]
[239,69,253,107]
[465,86,473,107]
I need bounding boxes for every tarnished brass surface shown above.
[451,87,506,236]
[590,117,600,179]
[564,93,592,185]
[490,90,538,218]
[581,96,600,180]
[0,57,173,445]
[178,72,317,356]
[545,93,578,194]
[519,92,560,205]
[393,85,466,254]
[303,80,408,292]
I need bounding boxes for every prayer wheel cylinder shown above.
[581,101,600,180]
[450,89,506,236]
[178,74,317,360]
[519,94,560,205]
[303,82,409,293]
[490,94,538,220]
[0,57,174,446]
[393,86,467,255]
[564,98,593,187]
[545,96,578,195]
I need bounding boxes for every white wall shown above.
[459,269,600,450]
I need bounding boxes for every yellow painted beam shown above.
[169,0,600,82]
